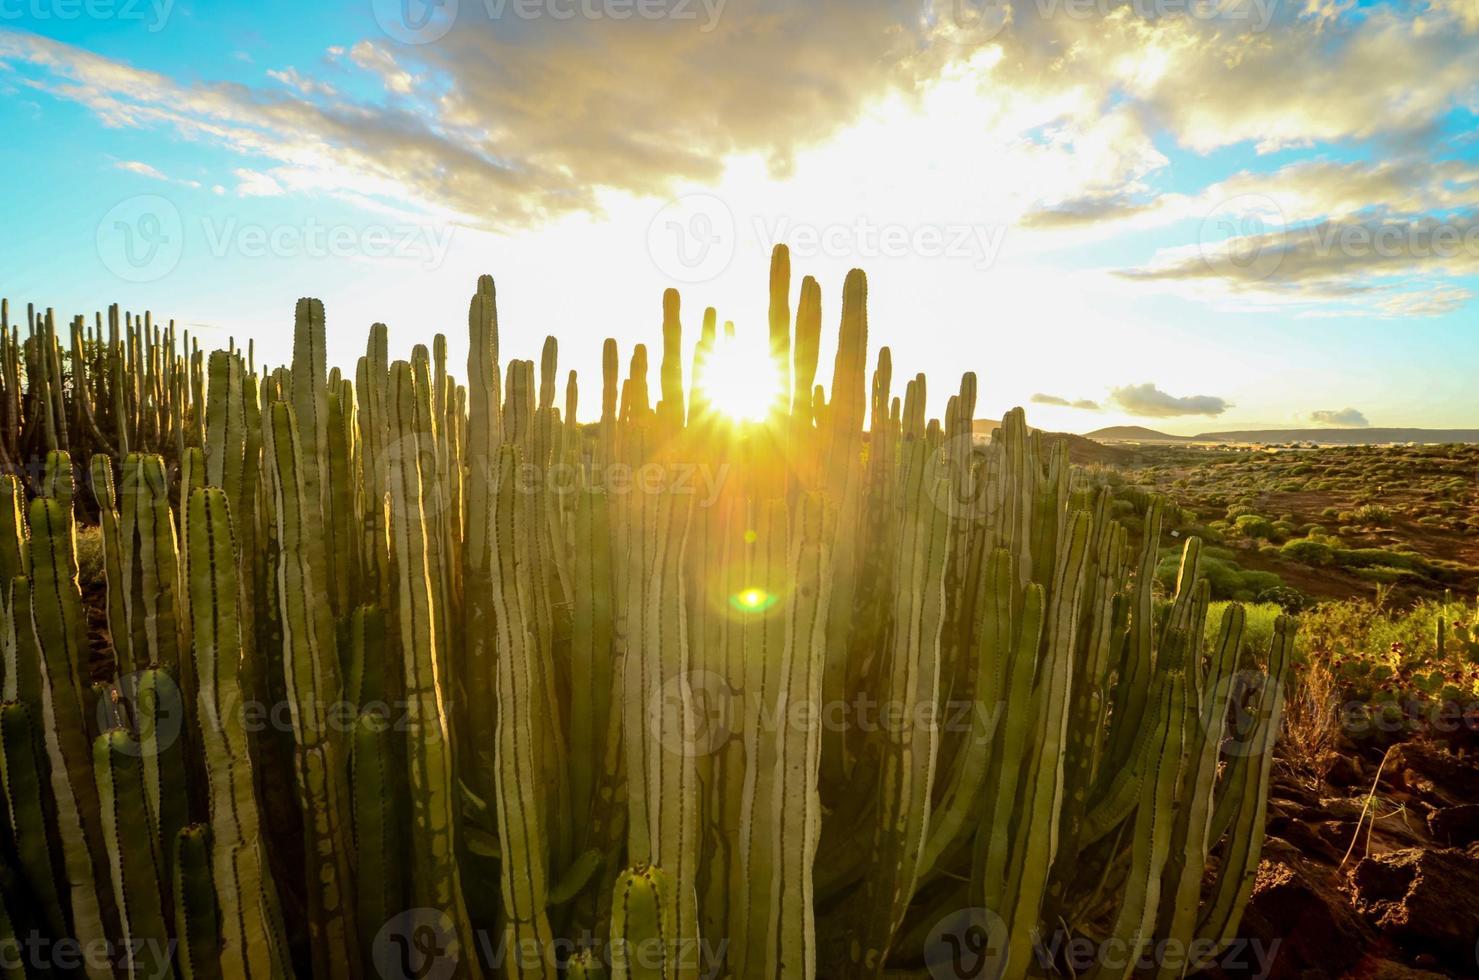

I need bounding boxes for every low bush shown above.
[1281,537,1334,565]
[1234,513,1278,540]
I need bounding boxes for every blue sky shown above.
[1,0,1477,433]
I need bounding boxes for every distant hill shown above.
[974,420,1143,465]
[1084,425,1192,443]
[1083,424,1479,446]
[1190,428,1479,446]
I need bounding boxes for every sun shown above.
[694,332,785,423]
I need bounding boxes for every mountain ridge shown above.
[1085,425,1479,445]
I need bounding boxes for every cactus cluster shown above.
[0,250,1292,979]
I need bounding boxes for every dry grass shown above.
[1283,656,1339,777]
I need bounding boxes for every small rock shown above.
[1350,846,1479,963]
[1272,819,1344,863]
[1365,958,1448,979]
[1241,858,1368,978]
[1326,753,1364,787]
[1387,743,1479,806]
[1428,803,1479,846]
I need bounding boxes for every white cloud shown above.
[266,66,339,99]
[116,159,167,180]
[345,41,413,95]
[115,159,201,188]
[1110,383,1229,418]
[233,169,285,197]
[1031,392,1100,410]
[1310,407,1369,427]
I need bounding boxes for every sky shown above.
[0,0,1476,435]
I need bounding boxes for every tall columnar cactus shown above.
[263,401,360,979]
[610,865,679,980]
[1,577,41,708]
[0,699,69,940]
[90,454,135,673]
[173,824,223,980]
[848,441,955,976]
[134,666,190,894]
[352,705,405,971]
[184,487,291,978]
[29,487,117,979]
[386,360,482,977]
[0,477,26,587]
[94,728,175,980]
[485,445,558,978]
[764,492,829,976]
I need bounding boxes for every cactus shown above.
[263,400,361,979]
[0,264,1296,980]
[90,453,135,673]
[352,704,406,967]
[173,824,223,980]
[386,360,482,976]
[0,477,26,587]
[0,700,69,939]
[610,866,679,980]
[94,728,175,980]
[184,487,291,978]
[29,488,117,978]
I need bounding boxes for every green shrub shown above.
[1157,553,1285,601]
[1233,514,1278,540]
[75,524,106,589]
[1280,538,1333,565]
[1353,503,1393,525]
[1333,548,1430,574]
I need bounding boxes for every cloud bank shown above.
[1031,393,1100,410]
[1109,383,1229,418]
[1310,408,1370,428]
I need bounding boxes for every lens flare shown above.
[729,587,777,613]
